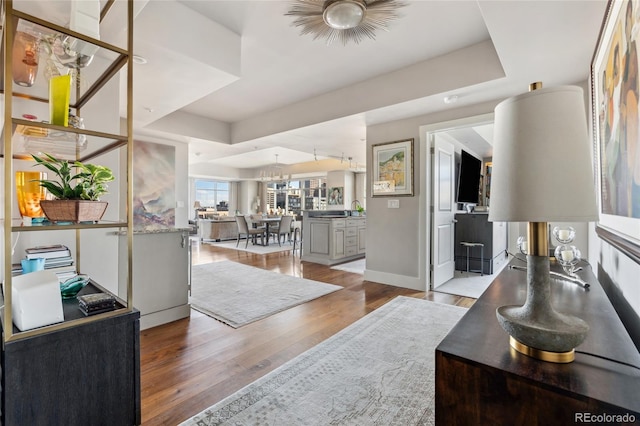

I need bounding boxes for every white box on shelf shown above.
[10,270,64,331]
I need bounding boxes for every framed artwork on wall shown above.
[591,0,640,264]
[328,187,343,205]
[371,138,414,197]
[133,140,176,230]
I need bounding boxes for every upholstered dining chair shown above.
[248,214,267,231]
[291,220,303,256]
[235,215,265,248]
[269,215,293,246]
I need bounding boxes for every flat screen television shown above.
[456,150,482,205]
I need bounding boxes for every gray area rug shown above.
[190,261,342,328]
[206,240,293,255]
[180,296,467,425]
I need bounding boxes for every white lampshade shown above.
[488,85,598,223]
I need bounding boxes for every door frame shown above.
[419,113,494,291]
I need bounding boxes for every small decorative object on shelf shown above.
[15,170,47,221]
[21,257,45,274]
[12,30,40,87]
[553,226,575,244]
[31,153,114,223]
[553,226,582,278]
[49,74,72,126]
[77,292,116,316]
[59,274,89,299]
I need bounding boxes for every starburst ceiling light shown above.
[285,0,407,45]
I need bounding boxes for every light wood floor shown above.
[139,240,476,425]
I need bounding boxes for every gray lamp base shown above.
[495,255,588,363]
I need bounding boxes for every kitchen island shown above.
[301,211,365,265]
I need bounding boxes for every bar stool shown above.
[460,241,484,276]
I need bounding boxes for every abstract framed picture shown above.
[591,0,640,264]
[133,140,176,230]
[371,138,414,197]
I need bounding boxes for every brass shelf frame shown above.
[2,0,134,343]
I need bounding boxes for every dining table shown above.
[252,217,281,246]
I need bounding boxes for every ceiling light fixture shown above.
[444,95,458,104]
[132,54,148,65]
[260,154,285,181]
[285,0,407,45]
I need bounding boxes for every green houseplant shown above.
[32,153,115,223]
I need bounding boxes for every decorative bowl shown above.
[60,274,90,299]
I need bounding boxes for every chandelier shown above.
[285,0,407,45]
[260,154,291,182]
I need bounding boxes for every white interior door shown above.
[432,134,456,288]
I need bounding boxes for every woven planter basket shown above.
[40,200,108,224]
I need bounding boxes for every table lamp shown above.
[488,83,598,363]
[193,201,202,220]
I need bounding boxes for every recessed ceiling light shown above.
[444,95,459,104]
[132,55,148,65]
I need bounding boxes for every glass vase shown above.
[15,171,47,220]
[12,31,40,87]
[49,74,71,126]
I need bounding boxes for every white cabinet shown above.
[345,218,365,257]
[332,225,347,259]
[302,213,365,265]
[119,230,190,330]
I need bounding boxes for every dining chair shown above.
[270,215,293,246]
[235,215,265,248]
[291,220,303,256]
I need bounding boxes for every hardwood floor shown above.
[139,240,475,425]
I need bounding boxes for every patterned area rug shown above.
[180,296,467,425]
[205,239,293,255]
[190,261,342,328]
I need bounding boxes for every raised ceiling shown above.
[119,0,606,178]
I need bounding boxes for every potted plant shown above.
[31,153,115,223]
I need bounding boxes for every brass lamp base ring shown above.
[509,336,575,363]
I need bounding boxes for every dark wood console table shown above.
[435,259,640,425]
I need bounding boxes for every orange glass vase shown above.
[15,171,47,219]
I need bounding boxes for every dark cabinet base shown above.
[454,213,507,275]
[1,310,140,426]
[435,261,640,425]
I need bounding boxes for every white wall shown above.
[238,180,259,214]
[354,172,366,210]
[326,170,355,211]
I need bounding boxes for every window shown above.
[265,178,326,214]
[195,180,229,211]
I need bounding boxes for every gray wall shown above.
[364,100,500,290]
[364,94,640,343]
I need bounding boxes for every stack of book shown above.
[24,244,77,282]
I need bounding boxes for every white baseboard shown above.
[140,304,191,330]
[363,270,426,291]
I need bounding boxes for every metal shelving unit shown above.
[2,0,133,342]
